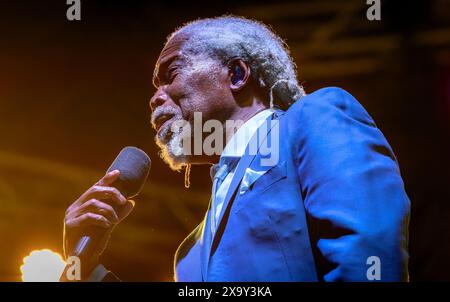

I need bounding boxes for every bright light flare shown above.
[20,249,66,282]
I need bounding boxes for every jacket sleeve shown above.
[290,87,410,281]
[86,264,121,282]
[59,263,121,282]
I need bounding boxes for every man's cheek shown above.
[166,86,184,104]
[185,70,213,91]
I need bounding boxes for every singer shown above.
[63,16,410,281]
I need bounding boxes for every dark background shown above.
[0,0,449,281]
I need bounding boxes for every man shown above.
[63,16,410,281]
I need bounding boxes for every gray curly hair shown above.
[166,15,305,109]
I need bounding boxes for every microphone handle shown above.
[73,227,107,260]
[72,194,125,258]
[60,227,111,281]
[61,200,120,281]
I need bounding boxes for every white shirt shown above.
[210,109,274,232]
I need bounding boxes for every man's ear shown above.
[228,59,251,92]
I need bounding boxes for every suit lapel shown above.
[200,199,212,281]
[215,110,284,233]
[201,110,284,280]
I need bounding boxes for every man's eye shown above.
[167,68,178,82]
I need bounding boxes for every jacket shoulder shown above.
[287,86,376,127]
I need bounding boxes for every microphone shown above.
[71,146,151,260]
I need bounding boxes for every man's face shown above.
[149,33,234,170]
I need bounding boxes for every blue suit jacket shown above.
[174,87,410,282]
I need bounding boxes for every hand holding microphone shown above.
[62,147,151,279]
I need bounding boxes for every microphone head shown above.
[106,146,151,199]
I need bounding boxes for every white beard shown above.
[152,106,190,171]
[155,126,189,171]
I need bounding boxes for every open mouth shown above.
[153,113,174,132]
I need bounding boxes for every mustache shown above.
[151,106,182,129]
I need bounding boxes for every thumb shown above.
[96,169,120,187]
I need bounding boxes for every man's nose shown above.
[149,89,168,112]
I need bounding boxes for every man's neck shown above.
[227,102,268,127]
[190,99,268,165]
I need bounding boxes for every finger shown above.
[117,199,135,222]
[85,185,127,206]
[95,170,120,187]
[66,213,112,229]
[77,199,120,224]
[67,170,122,211]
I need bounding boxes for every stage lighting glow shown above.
[20,249,66,282]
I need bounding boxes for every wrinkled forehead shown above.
[153,33,190,86]
[159,33,189,63]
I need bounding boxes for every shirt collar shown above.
[210,109,273,181]
[221,109,274,158]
